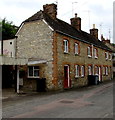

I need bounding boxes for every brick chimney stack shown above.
[70,13,81,31]
[43,3,57,19]
[101,34,110,43]
[90,24,98,39]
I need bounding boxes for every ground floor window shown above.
[95,66,99,75]
[103,66,106,75]
[88,66,92,75]
[28,66,39,78]
[75,65,80,78]
[105,67,108,76]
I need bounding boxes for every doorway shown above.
[98,67,102,82]
[64,65,70,89]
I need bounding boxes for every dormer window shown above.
[64,40,68,53]
[87,46,92,57]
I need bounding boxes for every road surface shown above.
[2,80,114,119]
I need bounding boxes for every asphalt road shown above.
[2,80,114,119]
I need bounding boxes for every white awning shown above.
[28,60,47,66]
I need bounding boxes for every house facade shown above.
[15,3,113,92]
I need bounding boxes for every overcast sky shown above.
[0,0,114,42]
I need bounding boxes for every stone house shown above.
[15,3,113,92]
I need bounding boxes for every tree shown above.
[2,18,18,40]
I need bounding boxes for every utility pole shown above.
[99,23,103,40]
[109,29,111,40]
[55,0,58,6]
[84,10,91,30]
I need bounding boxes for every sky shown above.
[0,0,114,43]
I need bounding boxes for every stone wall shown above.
[16,20,55,91]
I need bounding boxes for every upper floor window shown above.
[94,48,98,58]
[28,66,39,78]
[81,66,85,77]
[64,40,68,53]
[75,43,79,55]
[109,53,112,60]
[105,52,108,60]
[87,46,92,57]
[75,65,80,78]
[88,66,92,75]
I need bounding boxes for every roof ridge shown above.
[21,10,112,52]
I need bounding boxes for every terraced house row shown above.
[1,3,113,92]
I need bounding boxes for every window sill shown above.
[94,56,98,59]
[81,76,85,78]
[88,55,92,58]
[75,76,79,78]
[64,52,69,54]
[75,53,79,56]
[28,76,40,79]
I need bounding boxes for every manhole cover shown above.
[60,100,74,103]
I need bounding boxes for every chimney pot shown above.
[75,13,77,18]
[93,24,95,29]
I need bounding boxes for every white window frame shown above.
[88,66,92,75]
[75,65,79,78]
[75,43,79,55]
[94,48,98,58]
[88,47,91,57]
[95,66,99,75]
[28,66,40,78]
[103,67,106,75]
[105,67,108,75]
[81,66,85,77]
[105,52,108,60]
[64,40,68,53]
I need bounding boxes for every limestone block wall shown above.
[16,20,55,91]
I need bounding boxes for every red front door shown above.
[64,65,70,88]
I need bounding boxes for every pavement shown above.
[1,79,114,101]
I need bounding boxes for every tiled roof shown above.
[24,10,112,52]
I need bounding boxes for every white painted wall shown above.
[0,39,15,57]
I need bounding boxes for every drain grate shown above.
[60,100,74,104]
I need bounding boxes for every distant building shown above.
[0,39,15,57]
[101,35,115,77]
